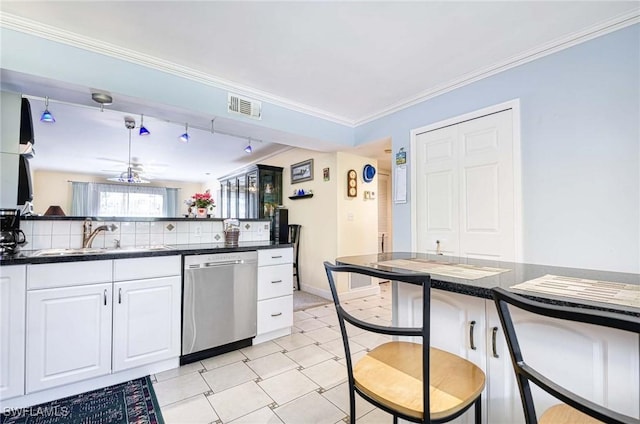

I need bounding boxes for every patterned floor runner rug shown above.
[1,376,163,424]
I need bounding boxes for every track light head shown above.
[40,96,55,123]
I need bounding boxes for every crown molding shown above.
[0,12,355,127]
[354,10,640,126]
[2,10,638,129]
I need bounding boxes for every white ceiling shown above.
[1,1,637,181]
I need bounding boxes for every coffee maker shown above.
[0,209,27,254]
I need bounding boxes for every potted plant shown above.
[187,190,215,218]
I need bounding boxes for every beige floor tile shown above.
[356,407,394,423]
[240,340,283,360]
[349,308,381,320]
[207,381,274,423]
[155,360,204,382]
[274,391,346,424]
[230,406,283,424]
[161,393,219,424]
[337,350,368,368]
[201,350,246,370]
[247,352,299,379]
[301,359,347,390]
[318,314,340,327]
[201,361,258,393]
[258,369,319,405]
[344,321,367,337]
[153,372,210,407]
[293,310,314,322]
[272,332,315,352]
[295,317,328,332]
[321,382,376,418]
[285,343,335,368]
[304,326,342,344]
[320,338,365,359]
[350,332,391,350]
[305,304,337,318]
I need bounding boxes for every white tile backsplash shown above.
[20,219,271,249]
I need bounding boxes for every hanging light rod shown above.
[23,95,264,144]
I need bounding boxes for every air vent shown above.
[228,93,262,120]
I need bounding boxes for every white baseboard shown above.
[2,358,178,409]
[253,327,291,345]
[300,283,380,301]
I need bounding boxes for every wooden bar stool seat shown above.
[540,404,606,424]
[354,341,485,422]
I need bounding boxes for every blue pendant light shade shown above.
[179,123,190,143]
[139,114,150,136]
[40,96,55,123]
[244,140,252,154]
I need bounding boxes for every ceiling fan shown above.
[103,117,164,183]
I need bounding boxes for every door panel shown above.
[415,109,515,260]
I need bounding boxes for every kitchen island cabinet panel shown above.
[112,276,181,371]
[26,283,112,393]
[0,265,26,400]
[255,247,293,344]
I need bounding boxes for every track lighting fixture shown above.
[107,117,149,184]
[244,139,253,154]
[179,123,190,143]
[40,96,55,123]
[91,92,113,112]
[139,114,150,136]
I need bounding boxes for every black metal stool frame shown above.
[492,287,640,424]
[324,262,482,424]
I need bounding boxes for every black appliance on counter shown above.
[272,207,288,243]
[0,209,27,255]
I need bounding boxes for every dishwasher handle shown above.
[188,260,246,269]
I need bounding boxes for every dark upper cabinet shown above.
[219,165,283,219]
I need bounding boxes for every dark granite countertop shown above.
[0,241,292,265]
[336,252,640,317]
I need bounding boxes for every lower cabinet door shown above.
[26,283,112,393]
[0,265,26,400]
[257,295,293,335]
[112,276,181,372]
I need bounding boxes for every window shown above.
[71,182,178,217]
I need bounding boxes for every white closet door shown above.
[415,109,516,261]
[415,124,460,255]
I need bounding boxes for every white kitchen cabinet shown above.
[395,283,640,423]
[0,265,26,400]
[112,276,181,371]
[26,283,113,393]
[24,256,182,394]
[255,247,293,344]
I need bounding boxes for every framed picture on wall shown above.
[291,159,314,184]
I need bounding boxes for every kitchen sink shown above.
[32,247,108,256]
[32,245,174,256]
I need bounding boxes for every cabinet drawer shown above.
[27,260,112,290]
[113,255,181,281]
[258,248,293,266]
[257,295,293,335]
[258,264,293,300]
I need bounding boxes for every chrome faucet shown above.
[82,218,118,248]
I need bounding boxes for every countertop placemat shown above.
[376,258,509,280]
[511,274,640,308]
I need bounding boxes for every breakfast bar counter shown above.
[336,252,640,317]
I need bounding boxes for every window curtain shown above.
[165,188,179,217]
[71,182,100,215]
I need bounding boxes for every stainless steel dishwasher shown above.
[181,251,257,364]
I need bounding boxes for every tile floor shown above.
[153,283,394,424]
